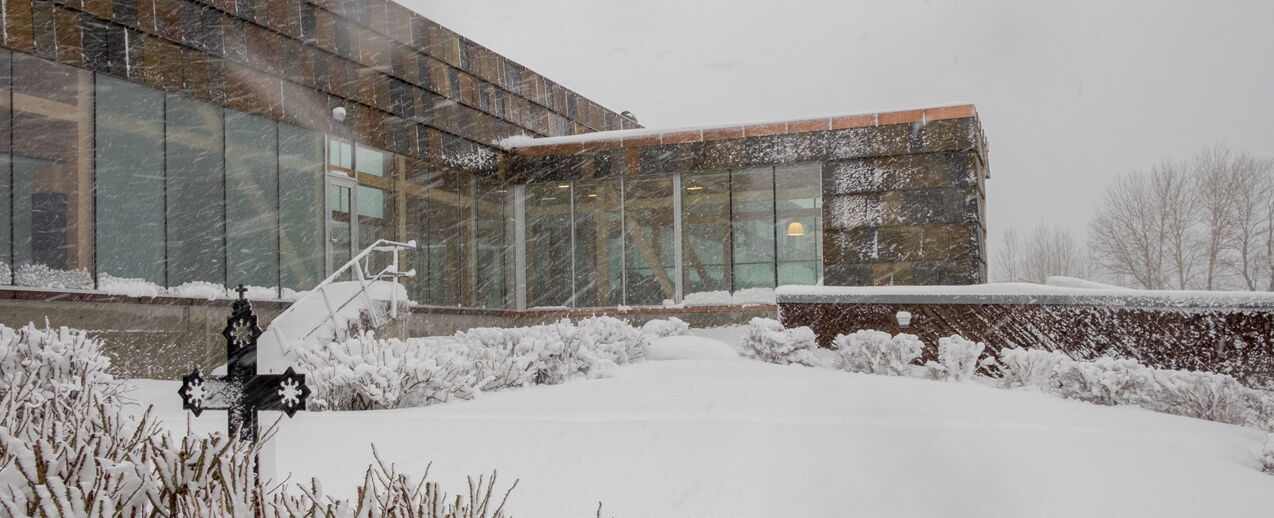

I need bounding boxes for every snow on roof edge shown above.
[495,102,978,150]
[774,281,1274,308]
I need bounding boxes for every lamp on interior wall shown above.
[786,221,806,236]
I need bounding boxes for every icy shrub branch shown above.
[0,322,521,517]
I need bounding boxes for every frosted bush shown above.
[0,322,520,516]
[998,345,1274,429]
[299,318,655,411]
[833,330,924,376]
[578,316,649,377]
[642,317,690,338]
[999,347,1072,390]
[0,262,9,286]
[928,335,986,381]
[740,318,820,367]
[1262,435,1274,474]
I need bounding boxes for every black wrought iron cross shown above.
[178,284,311,444]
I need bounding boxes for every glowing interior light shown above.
[786,222,806,236]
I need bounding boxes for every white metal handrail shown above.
[268,239,417,347]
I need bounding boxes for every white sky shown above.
[403,0,1274,255]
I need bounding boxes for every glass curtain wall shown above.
[525,182,573,307]
[11,53,95,288]
[775,163,823,285]
[624,176,676,306]
[472,178,511,308]
[731,167,777,290]
[571,178,623,307]
[279,125,325,290]
[166,93,225,287]
[0,51,10,285]
[224,111,279,290]
[95,76,165,285]
[681,172,731,293]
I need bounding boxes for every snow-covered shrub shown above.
[1148,369,1267,426]
[930,335,986,381]
[1056,357,1158,406]
[0,262,9,286]
[833,330,924,376]
[999,347,1072,390]
[642,317,690,338]
[578,316,648,377]
[299,318,656,411]
[0,323,121,439]
[0,321,520,516]
[740,318,820,367]
[1262,434,1274,474]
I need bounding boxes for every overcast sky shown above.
[404,0,1274,256]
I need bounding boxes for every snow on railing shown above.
[259,239,417,371]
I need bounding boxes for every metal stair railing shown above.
[268,239,417,347]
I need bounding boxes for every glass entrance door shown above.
[326,175,357,276]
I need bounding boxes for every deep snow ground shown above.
[128,333,1274,518]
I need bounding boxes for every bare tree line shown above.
[994,145,1274,291]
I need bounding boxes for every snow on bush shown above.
[740,318,820,367]
[927,335,987,381]
[0,262,9,286]
[0,322,518,517]
[833,330,924,376]
[1263,435,1274,474]
[642,317,690,338]
[297,317,651,411]
[999,346,1274,428]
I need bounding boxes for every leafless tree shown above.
[994,223,1085,283]
[1089,145,1274,291]
[1089,171,1167,289]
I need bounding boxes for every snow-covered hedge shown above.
[739,318,820,367]
[1263,435,1274,474]
[833,330,924,376]
[930,335,987,381]
[999,347,1274,428]
[642,317,690,338]
[0,322,518,517]
[296,316,651,411]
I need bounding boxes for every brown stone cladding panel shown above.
[778,301,1274,390]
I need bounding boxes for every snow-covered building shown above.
[0,0,988,373]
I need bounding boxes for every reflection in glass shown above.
[11,53,94,287]
[279,124,325,290]
[225,110,279,290]
[624,175,675,305]
[572,178,623,307]
[525,182,573,307]
[417,167,461,305]
[775,163,823,285]
[473,178,511,308]
[355,145,396,276]
[328,183,353,273]
[95,75,165,284]
[166,93,225,287]
[0,50,11,284]
[681,172,731,294]
[731,167,776,290]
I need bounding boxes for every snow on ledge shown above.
[775,278,1274,309]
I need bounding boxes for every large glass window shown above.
[166,93,226,288]
[11,53,94,288]
[731,167,776,290]
[572,178,623,307]
[224,110,279,290]
[682,172,731,293]
[525,182,573,307]
[0,50,10,285]
[95,76,165,285]
[355,145,397,277]
[624,175,676,305]
[279,124,325,290]
[775,163,823,285]
[414,167,461,306]
[473,178,511,308]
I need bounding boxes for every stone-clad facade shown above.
[0,0,636,167]
[506,105,989,287]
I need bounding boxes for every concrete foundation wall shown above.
[2,289,773,379]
